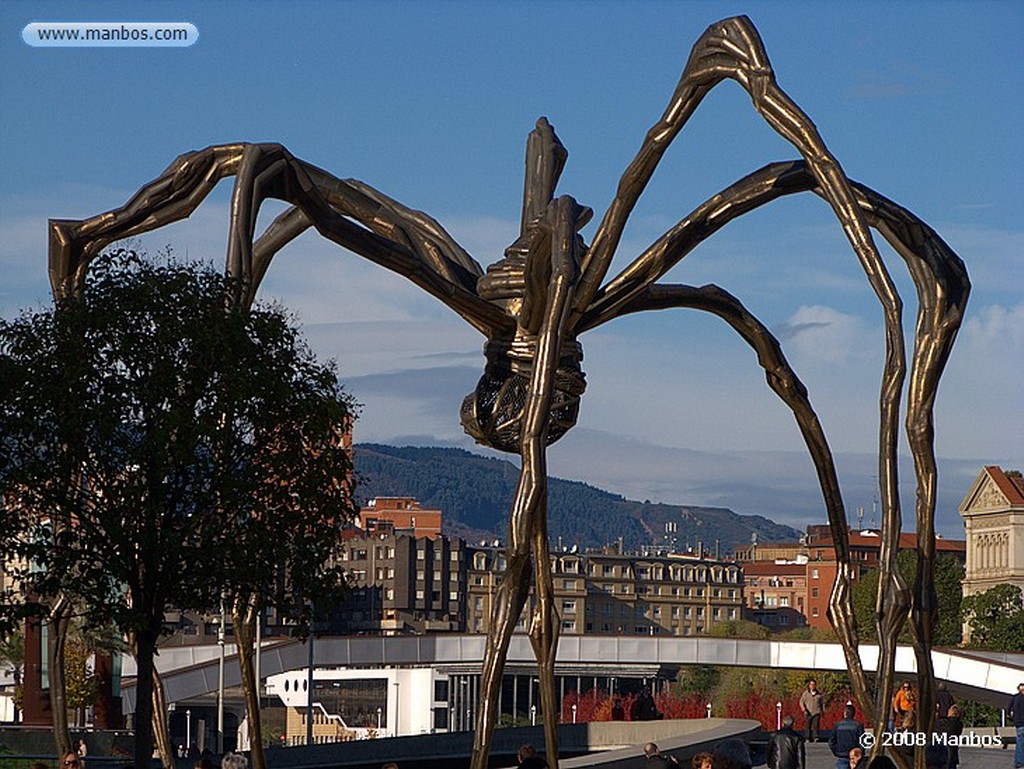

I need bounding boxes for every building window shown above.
[811,588,819,598]
[812,568,819,579]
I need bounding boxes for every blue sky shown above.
[2,0,1021,536]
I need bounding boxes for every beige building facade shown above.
[959,465,1024,598]
[466,545,744,637]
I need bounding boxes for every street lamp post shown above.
[393,681,400,738]
[571,704,577,724]
[186,709,191,751]
[376,706,382,731]
[706,702,712,719]
[776,701,782,730]
[530,705,537,726]
[217,594,226,754]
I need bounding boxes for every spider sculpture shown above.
[49,16,968,769]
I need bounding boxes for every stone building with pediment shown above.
[959,465,1024,599]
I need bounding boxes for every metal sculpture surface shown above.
[48,16,968,769]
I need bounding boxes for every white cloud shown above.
[776,304,871,366]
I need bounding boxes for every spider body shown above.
[461,251,588,453]
[47,15,968,769]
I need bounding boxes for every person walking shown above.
[892,681,917,730]
[1008,681,1024,769]
[935,703,963,769]
[517,743,548,769]
[935,682,955,720]
[643,742,681,767]
[767,715,805,769]
[829,704,865,769]
[799,679,825,742]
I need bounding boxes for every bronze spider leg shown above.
[581,160,967,750]
[47,144,508,336]
[470,196,588,769]
[49,144,247,300]
[221,144,499,328]
[567,18,908,615]
[612,282,867,704]
[852,182,969,739]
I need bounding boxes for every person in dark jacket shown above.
[768,715,805,769]
[935,682,955,720]
[935,703,963,769]
[636,686,661,721]
[829,704,866,769]
[1007,682,1024,769]
[643,742,681,767]
[517,743,548,769]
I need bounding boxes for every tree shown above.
[0,628,24,723]
[852,550,963,646]
[704,619,771,640]
[63,629,98,727]
[962,584,1024,651]
[0,250,356,768]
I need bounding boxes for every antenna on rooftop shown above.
[870,475,878,528]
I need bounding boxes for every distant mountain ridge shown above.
[352,443,801,554]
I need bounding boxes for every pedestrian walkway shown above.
[805,740,1012,768]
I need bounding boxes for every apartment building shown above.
[466,543,745,637]
[736,524,966,629]
[330,527,468,634]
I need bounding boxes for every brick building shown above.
[736,525,966,629]
[359,496,443,539]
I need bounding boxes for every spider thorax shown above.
[460,253,586,454]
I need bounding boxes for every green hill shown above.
[352,444,801,554]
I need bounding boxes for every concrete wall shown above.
[262,718,762,769]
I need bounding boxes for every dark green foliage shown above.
[1,250,356,767]
[676,665,720,695]
[962,584,1024,651]
[704,619,771,639]
[851,550,963,646]
[353,444,800,551]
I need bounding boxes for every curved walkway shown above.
[124,635,1024,712]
